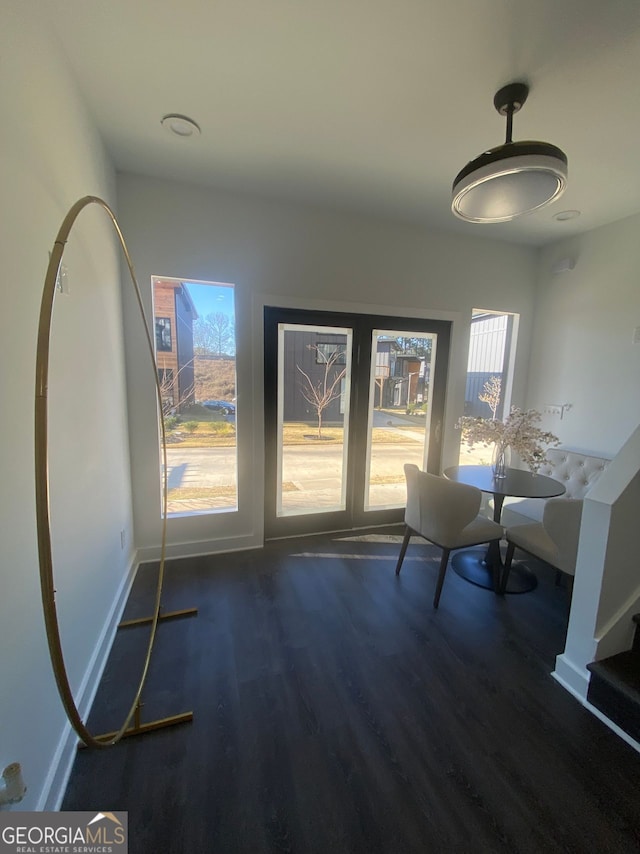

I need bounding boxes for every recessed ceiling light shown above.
[553,209,581,221]
[161,114,201,138]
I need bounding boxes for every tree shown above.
[209,312,234,356]
[193,317,216,355]
[194,312,235,356]
[395,336,433,358]
[478,375,502,420]
[296,346,346,439]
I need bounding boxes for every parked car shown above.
[201,400,236,416]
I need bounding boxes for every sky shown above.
[183,280,235,321]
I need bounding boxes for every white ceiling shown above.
[45,0,640,246]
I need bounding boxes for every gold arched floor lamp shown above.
[36,196,194,748]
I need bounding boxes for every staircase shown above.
[587,614,640,743]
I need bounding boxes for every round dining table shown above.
[443,465,566,593]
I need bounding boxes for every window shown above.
[458,309,518,466]
[156,317,172,351]
[316,342,346,364]
[152,276,237,517]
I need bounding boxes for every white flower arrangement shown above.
[456,408,560,473]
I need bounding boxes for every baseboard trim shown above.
[552,654,590,700]
[582,700,640,755]
[38,549,139,811]
[136,533,262,563]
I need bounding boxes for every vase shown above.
[492,443,511,479]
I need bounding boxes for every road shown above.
[167,442,423,484]
[167,447,237,488]
[166,440,425,510]
[165,410,428,510]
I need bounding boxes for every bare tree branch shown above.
[194,312,235,356]
[478,375,502,420]
[296,346,346,438]
[157,358,196,416]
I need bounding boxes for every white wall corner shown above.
[552,653,591,701]
[38,551,139,811]
[590,426,640,658]
[559,425,640,686]
[594,584,640,661]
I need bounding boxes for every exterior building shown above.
[371,337,400,408]
[282,332,430,420]
[392,353,428,408]
[464,312,514,418]
[283,329,347,424]
[153,279,198,412]
[373,339,430,410]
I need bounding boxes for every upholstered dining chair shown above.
[502,498,584,593]
[395,464,504,608]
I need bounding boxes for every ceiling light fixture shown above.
[161,113,201,138]
[452,82,568,223]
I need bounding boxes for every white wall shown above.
[116,172,539,555]
[534,215,640,725]
[555,425,640,706]
[526,213,640,455]
[0,7,134,809]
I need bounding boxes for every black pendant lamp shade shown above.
[452,83,568,223]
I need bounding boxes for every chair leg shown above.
[501,541,516,594]
[395,527,412,575]
[433,548,451,609]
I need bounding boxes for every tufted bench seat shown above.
[498,448,611,528]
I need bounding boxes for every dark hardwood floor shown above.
[62,529,640,853]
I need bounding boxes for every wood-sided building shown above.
[153,279,198,412]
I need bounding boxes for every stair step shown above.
[587,650,640,742]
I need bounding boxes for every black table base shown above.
[451,549,538,595]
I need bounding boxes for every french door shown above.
[264,307,450,538]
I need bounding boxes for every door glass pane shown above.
[152,277,237,516]
[277,323,352,516]
[364,330,437,510]
[459,310,516,466]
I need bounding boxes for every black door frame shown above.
[264,306,451,539]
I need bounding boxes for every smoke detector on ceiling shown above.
[161,114,201,138]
